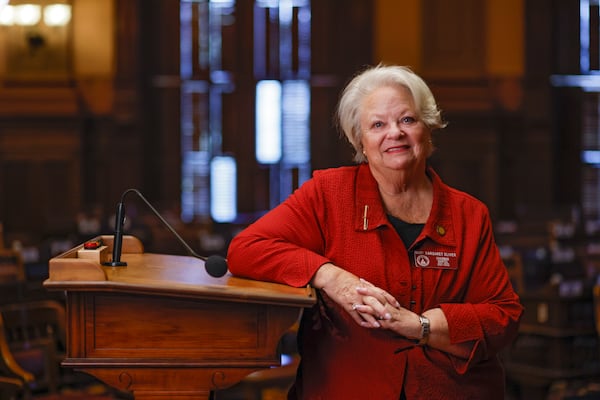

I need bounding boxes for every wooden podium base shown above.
[45,236,315,399]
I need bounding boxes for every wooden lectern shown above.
[44,235,315,400]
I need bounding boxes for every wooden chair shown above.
[594,285,600,339]
[0,311,35,400]
[0,300,67,395]
[0,249,28,306]
[0,249,26,284]
[0,300,135,400]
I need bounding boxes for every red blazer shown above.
[227,164,523,400]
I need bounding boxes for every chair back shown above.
[0,300,66,394]
[0,311,35,399]
[0,249,26,284]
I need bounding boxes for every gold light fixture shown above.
[43,4,70,26]
[0,2,71,27]
[0,0,73,80]
[0,4,13,25]
[13,4,42,26]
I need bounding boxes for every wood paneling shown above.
[0,87,82,236]
[310,0,373,171]
[421,0,485,79]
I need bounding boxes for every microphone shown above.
[105,200,127,266]
[103,188,229,277]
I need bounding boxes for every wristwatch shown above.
[418,315,430,346]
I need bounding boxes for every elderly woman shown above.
[227,65,523,399]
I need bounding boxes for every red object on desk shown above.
[83,239,102,250]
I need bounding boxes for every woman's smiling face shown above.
[359,85,432,175]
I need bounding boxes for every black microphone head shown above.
[205,255,228,278]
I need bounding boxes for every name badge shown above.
[413,248,458,270]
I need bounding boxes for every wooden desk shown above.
[44,235,315,400]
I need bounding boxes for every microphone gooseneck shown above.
[103,188,229,277]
